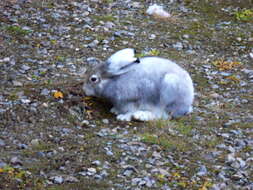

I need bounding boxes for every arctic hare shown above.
[83,48,194,121]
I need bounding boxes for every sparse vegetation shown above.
[235,9,253,21]
[0,0,252,189]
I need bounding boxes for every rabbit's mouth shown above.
[83,85,96,97]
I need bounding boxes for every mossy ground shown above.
[0,0,252,189]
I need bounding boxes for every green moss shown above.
[8,93,19,101]
[92,14,115,22]
[175,123,192,136]
[136,49,160,58]
[235,9,253,21]
[47,181,110,190]
[0,166,44,190]
[148,119,172,129]
[5,25,32,36]
[141,133,174,149]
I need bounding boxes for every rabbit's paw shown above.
[133,111,155,121]
[110,107,119,114]
[116,113,133,121]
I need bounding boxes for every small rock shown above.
[86,57,100,65]
[122,165,138,177]
[236,37,242,42]
[100,170,109,178]
[30,139,40,147]
[65,176,79,182]
[210,93,219,98]
[197,165,208,176]
[132,178,142,186]
[183,34,190,39]
[88,40,99,48]
[152,151,162,159]
[0,139,6,146]
[0,161,7,168]
[249,52,253,59]
[17,143,28,149]
[10,157,22,165]
[131,2,142,8]
[149,34,156,40]
[12,80,23,87]
[172,42,183,50]
[92,160,101,166]
[3,57,10,62]
[87,168,96,176]
[102,119,109,124]
[143,176,155,187]
[51,176,64,184]
[105,150,113,156]
[41,89,50,96]
[226,153,236,163]
[21,99,31,104]
[236,157,246,168]
[162,185,172,190]
[81,120,90,126]
[21,65,31,71]
[104,21,115,28]
[36,151,46,157]
[123,169,134,177]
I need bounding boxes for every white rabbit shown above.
[83,48,194,121]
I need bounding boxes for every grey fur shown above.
[83,51,194,121]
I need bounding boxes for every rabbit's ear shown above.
[104,48,140,76]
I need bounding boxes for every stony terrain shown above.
[0,0,252,189]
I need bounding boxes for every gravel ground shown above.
[0,0,252,189]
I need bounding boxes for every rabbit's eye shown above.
[89,75,99,83]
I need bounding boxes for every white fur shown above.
[146,4,171,18]
[116,112,133,121]
[106,48,137,75]
[83,49,194,121]
[133,111,156,121]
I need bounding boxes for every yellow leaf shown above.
[213,59,242,71]
[0,168,4,173]
[199,181,213,190]
[53,91,64,99]
[226,75,240,82]
[172,172,181,178]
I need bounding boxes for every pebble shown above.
[17,143,28,149]
[0,1,252,190]
[92,160,101,166]
[87,40,99,48]
[102,119,109,124]
[122,165,138,177]
[81,120,90,126]
[21,65,31,71]
[21,99,31,104]
[87,168,97,176]
[10,156,22,165]
[3,57,10,62]
[249,52,253,59]
[12,80,23,87]
[51,176,64,184]
[30,139,40,147]
[197,165,208,176]
[0,139,6,146]
[172,42,183,50]
[65,176,79,182]
[41,88,50,96]
[0,161,7,168]
[149,34,156,40]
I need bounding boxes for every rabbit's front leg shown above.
[116,112,134,121]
